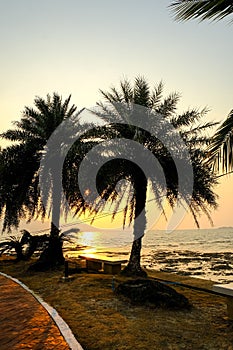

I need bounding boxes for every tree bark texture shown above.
[122,171,147,277]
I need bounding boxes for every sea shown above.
[62,227,233,283]
[2,226,233,283]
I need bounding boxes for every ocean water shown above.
[64,227,233,283]
[2,227,233,283]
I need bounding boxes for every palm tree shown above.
[67,77,218,276]
[169,1,233,22]
[0,93,78,267]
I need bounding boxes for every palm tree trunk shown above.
[36,169,64,269]
[44,168,64,265]
[14,242,25,261]
[45,222,64,265]
[122,175,147,277]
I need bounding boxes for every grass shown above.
[1,256,233,350]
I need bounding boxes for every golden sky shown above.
[1,0,233,230]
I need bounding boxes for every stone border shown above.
[0,272,83,350]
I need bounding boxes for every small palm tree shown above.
[0,236,26,261]
[169,0,233,22]
[0,230,50,261]
[0,93,78,267]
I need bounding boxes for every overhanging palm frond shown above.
[207,109,233,173]
[169,0,233,22]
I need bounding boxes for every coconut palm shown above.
[0,93,79,267]
[169,1,233,22]
[67,77,218,276]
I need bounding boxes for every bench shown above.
[212,283,233,319]
[78,254,128,274]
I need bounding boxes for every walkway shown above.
[0,273,81,349]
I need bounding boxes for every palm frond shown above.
[133,76,151,107]
[169,0,233,22]
[171,107,209,128]
[155,92,180,118]
[208,109,233,173]
[120,80,133,103]
[150,81,164,109]
[0,129,31,142]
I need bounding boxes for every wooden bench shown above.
[78,254,128,274]
[212,283,233,319]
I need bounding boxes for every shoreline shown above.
[64,245,233,284]
[2,238,233,284]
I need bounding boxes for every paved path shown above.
[0,274,75,349]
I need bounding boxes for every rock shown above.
[116,278,191,310]
[211,263,232,271]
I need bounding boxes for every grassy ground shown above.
[1,256,233,350]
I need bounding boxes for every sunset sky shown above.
[1,0,233,231]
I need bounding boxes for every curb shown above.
[0,272,83,350]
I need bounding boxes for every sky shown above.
[0,0,233,231]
